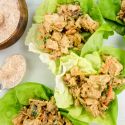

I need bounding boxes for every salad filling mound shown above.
[38,4,99,60]
[63,56,125,117]
[13,97,72,125]
[118,0,125,22]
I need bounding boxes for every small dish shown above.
[0,0,28,50]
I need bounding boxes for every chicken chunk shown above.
[43,14,66,32]
[57,5,80,18]
[88,105,101,117]
[112,77,125,88]
[75,17,82,29]
[65,20,76,30]
[81,83,102,99]
[60,35,71,54]
[70,66,83,76]
[73,33,82,47]
[50,51,62,60]
[85,98,99,106]
[38,25,48,40]
[46,39,59,50]
[100,56,123,76]
[81,14,99,33]
[51,31,62,41]
[23,119,41,125]
[13,114,25,125]
[87,75,111,90]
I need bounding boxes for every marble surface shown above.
[0,0,125,125]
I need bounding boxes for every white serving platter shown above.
[0,0,125,125]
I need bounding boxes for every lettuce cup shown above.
[0,82,88,125]
[25,0,113,74]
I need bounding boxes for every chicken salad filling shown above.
[63,56,125,117]
[37,4,99,60]
[13,97,72,125]
[118,0,125,22]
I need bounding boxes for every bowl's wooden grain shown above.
[0,0,28,50]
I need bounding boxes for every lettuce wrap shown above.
[25,0,113,75]
[33,0,104,24]
[54,25,125,125]
[0,82,88,125]
[98,0,125,37]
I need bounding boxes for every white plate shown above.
[0,0,125,125]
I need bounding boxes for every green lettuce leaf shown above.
[105,20,125,36]
[0,82,88,125]
[67,97,118,125]
[81,24,114,56]
[33,0,57,23]
[98,0,124,25]
[61,111,89,125]
[97,0,125,36]
[75,0,104,24]
[0,82,53,125]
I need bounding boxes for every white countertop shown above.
[0,0,125,125]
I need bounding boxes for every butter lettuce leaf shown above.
[81,24,114,56]
[98,0,124,25]
[98,0,125,36]
[0,82,53,125]
[0,82,88,125]
[75,0,104,24]
[105,20,125,36]
[33,0,57,23]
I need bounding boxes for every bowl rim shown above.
[0,0,28,50]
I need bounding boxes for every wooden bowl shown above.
[0,0,28,50]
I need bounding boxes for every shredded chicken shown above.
[13,97,72,125]
[76,14,99,33]
[118,0,125,22]
[100,56,123,76]
[38,4,99,60]
[63,56,125,117]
